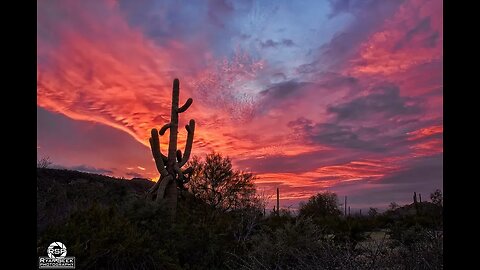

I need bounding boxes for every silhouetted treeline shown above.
[37,153,443,269]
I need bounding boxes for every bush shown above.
[38,203,179,270]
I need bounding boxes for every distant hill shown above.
[384,201,443,219]
[37,168,155,233]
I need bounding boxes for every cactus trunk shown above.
[168,79,180,169]
[413,192,418,214]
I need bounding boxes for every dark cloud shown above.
[376,154,443,186]
[260,39,278,48]
[296,61,319,74]
[317,72,359,89]
[260,39,296,49]
[321,32,354,58]
[260,73,358,103]
[394,17,437,50]
[311,124,384,151]
[327,84,421,121]
[239,33,251,40]
[282,39,295,47]
[259,80,311,99]
[405,17,432,41]
[207,0,234,28]
[285,83,428,152]
[297,31,362,73]
[288,118,390,152]
[424,31,440,48]
[271,72,287,82]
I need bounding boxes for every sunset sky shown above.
[37,0,443,210]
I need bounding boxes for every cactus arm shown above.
[179,119,195,167]
[159,123,172,136]
[157,126,169,162]
[156,123,169,162]
[149,129,168,176]
[178,98,193,113]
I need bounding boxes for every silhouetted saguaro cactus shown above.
[146,78,195,214]
[276,187,280,216]
[413,192,419,213]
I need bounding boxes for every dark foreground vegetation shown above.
[37,153,443,270]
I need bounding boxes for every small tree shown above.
[368,207,378,218]
[37,156,52,169]
[430,189,443,206]
[299,192,342,218]
[389,202,399,210]
[186,152,256,212]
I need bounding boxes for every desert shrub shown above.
[384,224,443,269]
[227,217,370,270]
[186,152,257,213]
[299,192,342,219]
[38,203,179,270]
[334,217,369,250]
